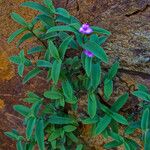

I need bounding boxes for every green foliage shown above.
[82,41,108,63]
[6,0,149,149]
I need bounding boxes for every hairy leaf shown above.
[35,119,45,150]
[132,91,150,102]
[48,40,59,59]
[56,8,70,18]
[8,28,27,43]
[59,36,73,59]
[95,115,111,135]
[112,113,128,125]
[11,12,27,26]
[17,32,34,47]
[88,93,97,118]
[141,108,149,131]
[107,61,119,79]
[104,79,113,100]
[48,115,76,124]
[91,26,111,35]
[23,68,42,84]
[21,1,52,15]
[13,105,30,117]
[82,41,108,63]
[26,117,36,140]
[44,90,62,99]
[36,60,52,68]
[51,60,62,84]
[104,140,122,149]
[111,93,129,112]
[28,46,45,54]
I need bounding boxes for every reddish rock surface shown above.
[0,0,150,149]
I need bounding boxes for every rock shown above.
[0,0,150,149]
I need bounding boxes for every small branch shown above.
[29,30,47,48]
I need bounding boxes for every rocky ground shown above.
[0,0,150,149]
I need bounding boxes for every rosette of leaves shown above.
[5,0,149,150]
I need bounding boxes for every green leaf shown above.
[23,68,42,84]
[104,79,113,100]
[24,92,43,103]
[85,56,92,77]
[28,46,45,54]
[59,36,73,59]
[48,129,61,141]
[107,61,119,79]
[66,132,78,143]
[65,96,78,104]
[5,132,19,140]
[99,36,108,45]
[8,28,27,43]
[98,102,113,115]
[90,63,101,90]
[141,108,149,131]
[76,144,83,150]
[17,33,34,47]
[125,138,139,150]
[13,105,30,117]
[18,63,24,77]
[11,12,27,26]
[40,32,57,40]
[24,97,41,103]
[48,40,59,59]
[56,15,70,24]
[104,140,122,149]
[44,48,51,61]
[132,91,150,102]
[44,90,62,99]
[82,41,108,63]
[58,32,78,49]
[110,120,119,133]
[90,34,108,46]
[48,115,76,125]
[56,8,70,18]
[37,14,54,27]
[112,113,128,125]
[91,26,111,35]
[137,84,149,93]
[63,125,77,132]
[90,34,100,44]
[26,117,36,140]
[124,142,131,150]
[111,93,129,112]
[95,115,111,135]
[51,60,62,84]
[144,129,150,150]
[24,59,32,67]
[9,56,21,64]
[27,91,41,99]
[47,25,77,33]
[35,119,45,150]
[62,80,73,99]
[36,60,52,68]
[108,131,124,142]
[51,140,56,149]
[88,93,97,118]
[21,1,52,15]
[82,116,99,124]
[16,141,23,150]
[43,0,55,13]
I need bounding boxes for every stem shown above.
[29,30,47,48]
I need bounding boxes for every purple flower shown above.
[79,23,93,34]
[83,50,94,57]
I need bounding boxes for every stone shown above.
[0,0,150,149]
